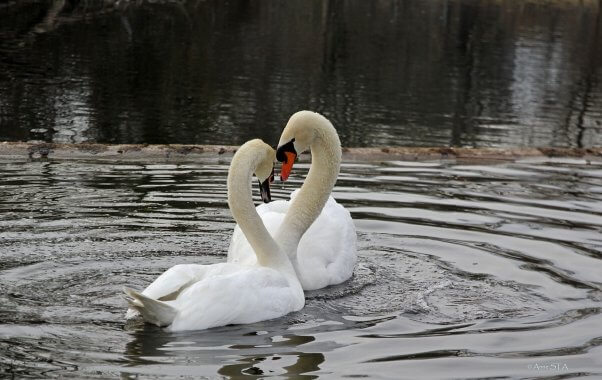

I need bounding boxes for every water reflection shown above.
[0,0,600,147]
[123,323,325,378]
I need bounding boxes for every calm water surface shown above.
[1,0,601,147]
[0,156,601,378]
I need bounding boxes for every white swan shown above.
[228,111,357,290]
[124,139,304,331]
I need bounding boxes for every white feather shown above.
[124,140,304,331]
[228,189,357,290]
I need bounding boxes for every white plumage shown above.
[228,189,357,290]
[229,111,357,291]
[124,140,304,331]
[124,263,301,331]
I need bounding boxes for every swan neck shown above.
[278,121,341,256]
[228,156,289,269]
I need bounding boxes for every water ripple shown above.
[0,157,601,378]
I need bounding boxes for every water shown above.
[1,0,602,148]
[1,156,601,378]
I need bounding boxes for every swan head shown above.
[256,155,275,204]
[251,140,276,203]
[230,139,276,203]
[276,111,324,181]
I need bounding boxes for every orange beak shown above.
[280,151,297,181]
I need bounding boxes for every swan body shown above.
[228,111,357,291]
[124,140,304,331]
[228,189,356,290]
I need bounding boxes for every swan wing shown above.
[296,195,357,290]
[167,263,302,331]
[124,287,178,326]
[125,263,210,320]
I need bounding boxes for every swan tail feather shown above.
[123,287,177,327]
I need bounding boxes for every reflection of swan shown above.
[229,111,357,290]
[123,323,325,378]
[124,140,304,331]
[218,351,325,379]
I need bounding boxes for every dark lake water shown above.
[1,156,601,378]
[1,0,601,148]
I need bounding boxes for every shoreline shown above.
[1,141,601,163]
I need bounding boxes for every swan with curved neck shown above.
[227,140,288,270]
[228,111,357,290]
[275,111,343,255]
[124,139,304,331]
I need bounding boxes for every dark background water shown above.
[1,0,601,147]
